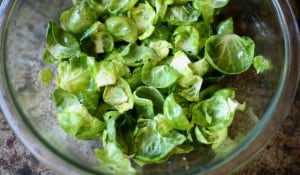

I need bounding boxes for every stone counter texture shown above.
[0,110,53,175]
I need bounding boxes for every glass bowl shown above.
[0,0,299,174]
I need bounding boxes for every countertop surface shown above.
[1,1,300,175]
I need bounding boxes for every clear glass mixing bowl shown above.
[0,0,299,174]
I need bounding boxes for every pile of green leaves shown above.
[40,0,271,174]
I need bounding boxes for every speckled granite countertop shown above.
[0,1,299,175]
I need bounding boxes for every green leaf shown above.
[151,0,174,20]
[216,17,234,35]
[198,84,221,101]
[125,67,144,91]
[188,58,210,77]
[95,111,136,174]
[60,0,105,34]
[192,88,246,131]
[134,118,186,164]
[39,68,53,85]
[108,0,138,14]
[153,114,173,136]
[204,34,255,74]
[103,111,121,142]
[116,112,137,154]
[163,3,201,25]
[180,75,203,101]
[56,104,105,140]
[75,90,100,114]
[133,86,165,119]
[80,21,114,54]
[148,40,173,61]
[253,55,272,74]
[103,78,134,113]
[163,93,192,130]
[121,44,157,67]
[141,62,179,88]
[194,126,228,149]
[105,16,138,43]
[52,88,80,112]
[192,0,230,23]
[94,59,130,87]
[56,54,96,93]
[95,144,136,174]
[191,22,213,50]
[194,126,212,144]
[147,24,172,42]
[173,25,201,55]
[169,50,194,87]
[43,21,81,64]
[129,2,157,40]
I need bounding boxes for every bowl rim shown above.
[0,0,299,174]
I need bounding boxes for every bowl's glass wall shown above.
[0,0,290,174]
[2,0,106,171]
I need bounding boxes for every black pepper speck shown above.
[16,164,32,175]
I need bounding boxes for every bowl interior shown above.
[0,0,295,174]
